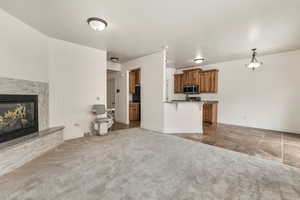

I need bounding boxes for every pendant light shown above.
[246,48,263,70]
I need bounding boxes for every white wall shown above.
[196,50,300,133]
[48,38,107,140]
[0,8,48,82]
[107,79,115,108]
[107,61,121,71]
[0,9,108,140]
[163,102,203,133]
[117,51,166,132]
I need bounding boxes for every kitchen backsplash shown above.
[172,93,219,101]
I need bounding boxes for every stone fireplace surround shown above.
[0,77,64,176]
[0,77,49,129]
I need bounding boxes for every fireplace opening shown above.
[0,95,38,143]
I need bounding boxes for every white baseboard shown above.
[219,122,300,134]
[161,129,203,134]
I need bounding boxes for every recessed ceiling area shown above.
[1,0,300,67]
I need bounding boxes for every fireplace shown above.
[0,95,38,143]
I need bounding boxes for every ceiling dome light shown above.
[193,58,205,64]
[246,48,263,70]
[87,17,108,31]
[110,57,120,63]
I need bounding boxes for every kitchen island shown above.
[163,100,218,134]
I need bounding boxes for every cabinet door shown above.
[183,69,201,86]
[203,104,211,123]
[129,105,134,121]
[174,74,181,93]
[180,74,184,93]
[203,104,208,122]
[200,70,218,93]
[135,70,140,85]
[129,71,136,94]
[211,71,218,93]
[129,104,135,121]
[174,74,184,93]
[203,104,218,123]
[204,72,211,93]
[182,72,189,86]
[130,104,140,121]
[199,72,205,93]
[191,70,199,85]
[135,104,140,121]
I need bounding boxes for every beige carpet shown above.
[0,128,300,200]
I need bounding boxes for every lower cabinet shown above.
[203,104,218,124]
[129,103,140,121]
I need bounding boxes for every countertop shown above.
[165,100,218,104]
[129,102,140,104]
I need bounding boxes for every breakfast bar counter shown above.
[163,100,204,134]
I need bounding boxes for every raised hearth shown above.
[0,77,60,176]
[0,126,64,176]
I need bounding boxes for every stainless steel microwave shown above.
[183,85,199,94]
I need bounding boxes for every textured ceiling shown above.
[1,0,300,67]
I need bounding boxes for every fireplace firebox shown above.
[0,95,38,143]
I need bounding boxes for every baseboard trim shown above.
[161,129,203,134]
[141,127,203,134]
[219,122,300,135]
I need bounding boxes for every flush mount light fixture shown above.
[193,58,205,64]
[246,48,263,70]
[110,57,120,63]
[87,17,108,31]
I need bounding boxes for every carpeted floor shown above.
[1,128,300,200]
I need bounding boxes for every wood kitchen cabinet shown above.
[135,70,140,85]
[203,104,218,124]
[129,69,140,94]
[173,68,218,94]
[174,74,184,93]
[129,103,140,121]
[129,71,136,94]
[183,69,201,86]
[199,70,218,93]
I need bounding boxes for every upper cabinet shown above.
[174,74,184,93]
[174,68,218,94]
[129,71,136,94]
[183,69,201,86]
[135,70,140,85]
[199,70,218,93]
[129,69,140,94]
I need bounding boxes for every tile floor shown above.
[111,121,140,131]
[174,123,300,168]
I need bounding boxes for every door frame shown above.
[127,68,141,124]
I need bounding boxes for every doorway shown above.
[107,78,115,109]
[106,70,121,125]
[128,68,141,127]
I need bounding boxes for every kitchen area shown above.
[164,67,219,134]
[129,69,141,123]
